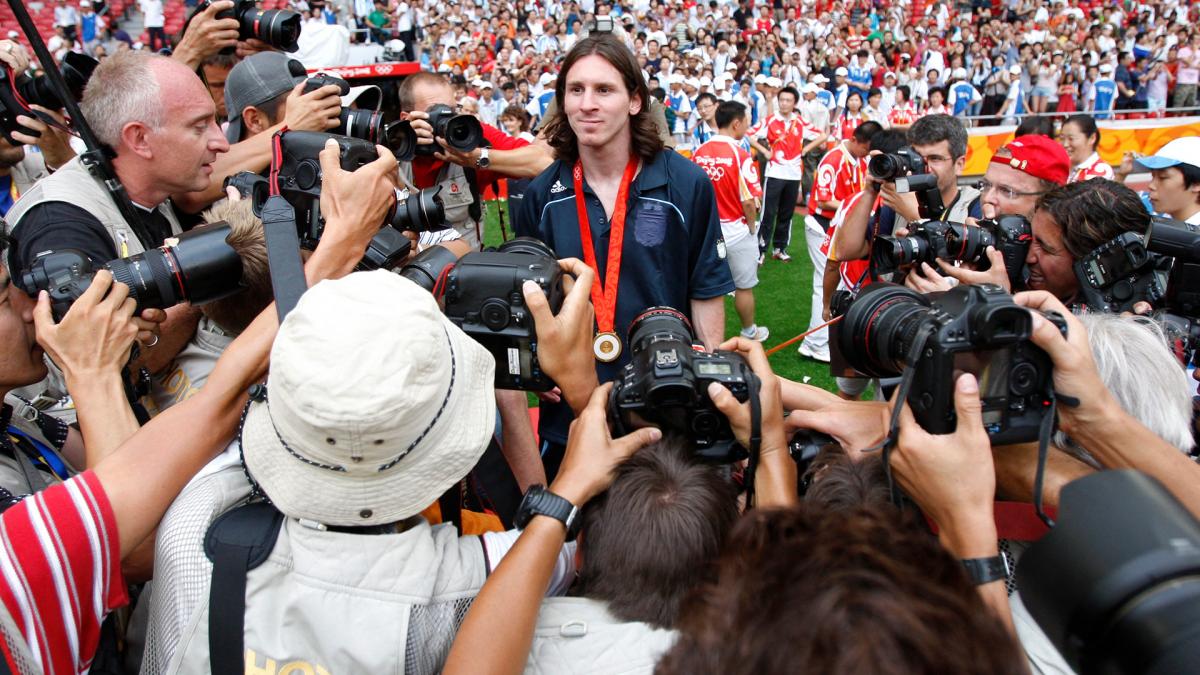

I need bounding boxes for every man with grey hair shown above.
[6,50,230,374]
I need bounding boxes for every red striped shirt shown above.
[0,471,126,675]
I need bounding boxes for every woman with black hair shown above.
[1059,113,1115,183]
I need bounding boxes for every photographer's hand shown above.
[32,270,141,468]
[172,0,240,69]
[235,38,276,60]
[785,399,889,458]
[523,257,598,416]
[879,182,920,224]
[891,373,1015,634]
[0,40,30,74]
[934,246,1012,292]
[12,105,75,171]
[708,337,797,507]
[312,139,398,278]
[283,82,343,133]
[904,261,956,293]
[404,110,438,150]
[552,382,662,507]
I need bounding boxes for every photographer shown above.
[832,115,980,275]
[7,51,229,377]
[443,334,797,675]
[907,134,1071,294]
[0,39,79,205]
[399,71,553,250]
[170,51,345,214]
[0,136,398,675]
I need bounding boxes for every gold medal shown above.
[593,332,623,363]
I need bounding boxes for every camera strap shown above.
[263,129,309,322]
[574,156,639,361]
[743,372,764,508]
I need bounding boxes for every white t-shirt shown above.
[140,0,164,28]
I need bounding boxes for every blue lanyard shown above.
[7,427,71,481]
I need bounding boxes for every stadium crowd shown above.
[0,0,1197,673]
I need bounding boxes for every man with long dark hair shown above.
[515,34,733,481]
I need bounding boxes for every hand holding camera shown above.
[705,336,787,461]
[10,104,74,170]
[315,138,399,257]
[0,40,30,76]
[172,0,240,69]
[891,372,999,552]
[522,257,597,414]
[32,269,141,381]
[283,81,343,134]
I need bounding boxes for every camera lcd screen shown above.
[697,362,733,376]
[953,348,1010,425]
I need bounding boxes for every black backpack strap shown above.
[463,166,484,226]
[203,501,285,675]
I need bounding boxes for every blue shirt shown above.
[950,82,978,116]
[1093,77,1117,119]
[514,150,735,443]
[848,64,873,90]
[816,89,836,110]
[81,13,97,42]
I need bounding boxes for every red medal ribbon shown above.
[573,156,639,335]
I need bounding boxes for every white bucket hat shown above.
[242,271,497,527]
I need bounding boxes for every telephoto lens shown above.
[870,220,951,275]
[831,283,932,378]
[234,0,300,52]
[19,223,244,321]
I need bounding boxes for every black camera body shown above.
[302,74,387,145]
[234,131,446,248]
[441,238,564,391]
[871,218,953,275]
[194,0,301,53]
[608,307,759,462]
[830,282,1065,443]
[1073,231,1167,314]
[1146,215,1200,318]
[0,52,97,144]
[390,103,485,161]
[18,223,244,321]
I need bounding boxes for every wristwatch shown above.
[961,554,1010,586]
[514,485,579,534]
[475,147,490,169]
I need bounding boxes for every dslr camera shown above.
[869,146,945,220]
[1073,231,1168,314]
[0,52,97,144]
[872,215,1032,289]
[191,0,301,53]
[302,74,388,145]
[18,223,244,321]
[401,238,565,391]
[389,103,485,161]
[226,131,445,268]
[830,282,1065,443]
[608,307,759,462]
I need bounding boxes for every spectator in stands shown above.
[140,0,166,52]
[53,0,79,43]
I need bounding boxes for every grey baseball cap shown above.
[224,52,308,143]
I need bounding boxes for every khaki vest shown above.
[166,516,488,675]
[400,160,481,250]
[6,157,183,410]
[0,394,75,496]
[7,155,183,258]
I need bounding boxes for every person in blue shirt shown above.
[948,70,982,118]
[515,34,732,480]
[848,49,873,101]
[1091,64,1118,120]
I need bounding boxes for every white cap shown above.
[668,72,685,84]
[725,62,738,72]
[812,74,829,84]
[699,76,712,87]
[80,0,90,6]
[5,30,17,39]
[883,70,896,79]
[835,66,848,76]
[754,74,768,84]
[1099,63,1114,73]
[802,82,820,94]
[1009,64,1022,75]
[538,72,556,85]
[1135,137,1200,172]
[766,76,782,88]
[471,78,487,88]
[685,77,700,88]
[952,67,967,79]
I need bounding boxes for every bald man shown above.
[7,50,229,373]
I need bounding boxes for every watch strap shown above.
[961,554,1009,586]
[516,485,579,533]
